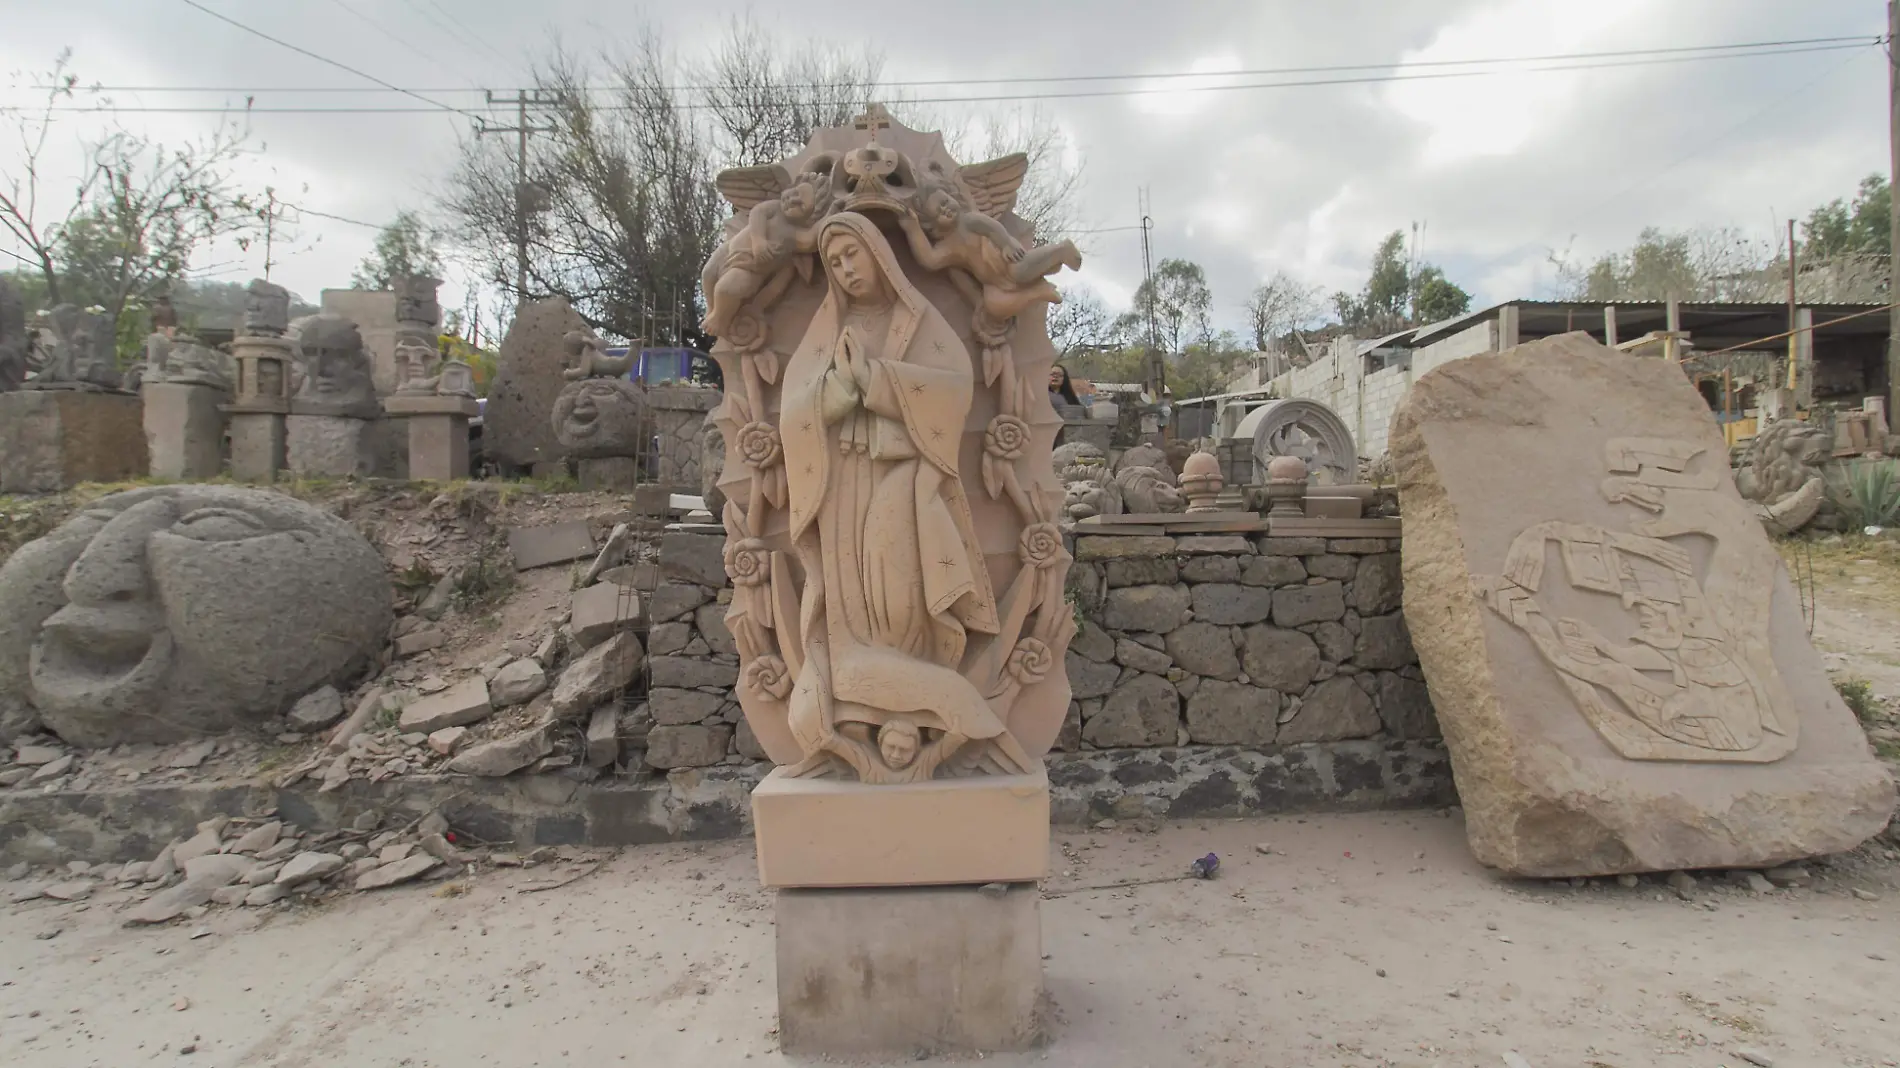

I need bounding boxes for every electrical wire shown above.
[173,0,476,118]
[32,33,1879,95]
[5,38,1876,116]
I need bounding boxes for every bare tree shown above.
[1243,271,1321,352]
[933,103,1085,242]
[696,17,885,167]
[0,52,102,306]
[1046,284,1120,359]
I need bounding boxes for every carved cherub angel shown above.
[896,154,1082,322]
[700,165,834,336]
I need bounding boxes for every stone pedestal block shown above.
[142,382,226,480]
[0,390,148,493]
[286,413,374,477]
[384,395,477,481]
[751,768,1049,888]
[227,411,286,482]
[578,456,640,491]
[775,883,1043,1056]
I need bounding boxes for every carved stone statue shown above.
[29,304,123,391]
[562,328,635,381]
[394,274,442,330]
[1733,419,1832,535]
[0,485,392,748]
[552,377,649,459]
[701,167,833,336]
[287,313,378,417]
[1115,463,1185,514]
[244,279,290,338]
[1053,440,1121,525]
[139,332,233,392]
[704,109,1077,789]
[392,336,475,398]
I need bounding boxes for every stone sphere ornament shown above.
[0,486,393,748]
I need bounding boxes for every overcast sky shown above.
[0,0,1887,343]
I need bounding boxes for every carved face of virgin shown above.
[825,234,879,302]
[0,486,391,748]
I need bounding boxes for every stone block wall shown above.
[646,387,719,490]
[636,528,1449,821]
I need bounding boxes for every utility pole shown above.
[1889,1,1900,418]
[477,89,561,309]
[260,187,279,281]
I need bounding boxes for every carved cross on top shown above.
[853,103,893,133]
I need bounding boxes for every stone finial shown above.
[1264,455,1308,518]
[1180,450,1223,513]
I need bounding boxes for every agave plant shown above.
[1828,458,1900,530]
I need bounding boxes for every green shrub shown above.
[1829,459,1900,529]
[1836,676,1879,723]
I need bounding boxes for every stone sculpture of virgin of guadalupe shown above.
[777,213,1034,782]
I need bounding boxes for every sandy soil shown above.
[4,813,1900,1068]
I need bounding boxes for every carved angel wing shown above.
[957,152,1029,218]
[715,164,792,215]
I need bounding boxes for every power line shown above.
[7,39,1877,116]
[32,34,1878,96]
[405,0,513,69]
[283,203,384,229]
[173,0,474,118]
[321,0,461,85]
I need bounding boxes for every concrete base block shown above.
[408,413,471,480]
[752,768,1049,888]
[227,412,286,482]
[142,382,226,480]
[775,883,1044,1056]
[578,455,640,491]
[0,390,148,493]
[286,413,374,477]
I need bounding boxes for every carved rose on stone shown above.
[723,308,779,384]
[1018,522,1064,569]
[724,537,771,587]
[743,654,792,700]
[1006,637,1053,686]
[736,421,783,469]
[984,414,1029,461]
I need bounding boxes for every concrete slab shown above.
[570,583,641,650]
[775,882,1043,1056]
[507,521,594,571]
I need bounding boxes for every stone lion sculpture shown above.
[1733,419,1833,535]
[0,486,392,747]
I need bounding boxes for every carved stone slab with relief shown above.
[1392,333,1893,877]
[705,109,1077,886]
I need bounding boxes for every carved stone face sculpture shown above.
[823,232,882,302]
[878,718,922,771]
[395,275,442,327]
[0,486,392,748]
[552,377,648,458]
[288,314,377,416]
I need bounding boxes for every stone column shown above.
[142,382,227,480]
[383,394,479,480]
[0,390,149,493]
[225,334,294,483]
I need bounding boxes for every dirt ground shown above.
[3,812,1899,1068]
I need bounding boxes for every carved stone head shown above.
[552,377,649,458]
[0,485,392,748]
[1115,464,1185,514]
[395,275,442,328]
[288,313,377,416]
[778,172,830,224]
[244,279,290,337]
[31,304,121,390]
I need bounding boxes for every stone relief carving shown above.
[1733,419,1831,535]
[704,108,1078,785]
[393,336,475,398]
[1473,436,1798,763]
[288,314,378,417]
[29,304,123,391]
[1052,440,1121,526]
[0,485,392,748]
[1241,398,1356,486]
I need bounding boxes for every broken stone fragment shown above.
[227,821,283,855]
[550,631,644,720]
[586,705,619,767]
[394,624,448,658]
[29,754,75,781]
[446,727,552,777]
[275,852,346,887]
[355,855,438,891]
[427,726,469,755]
[285,687,346,732]
[12,745,63,765]
[244,882,291,907]
[489,659,548,707]
[172,829,223,866]
[397,676,492,734]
